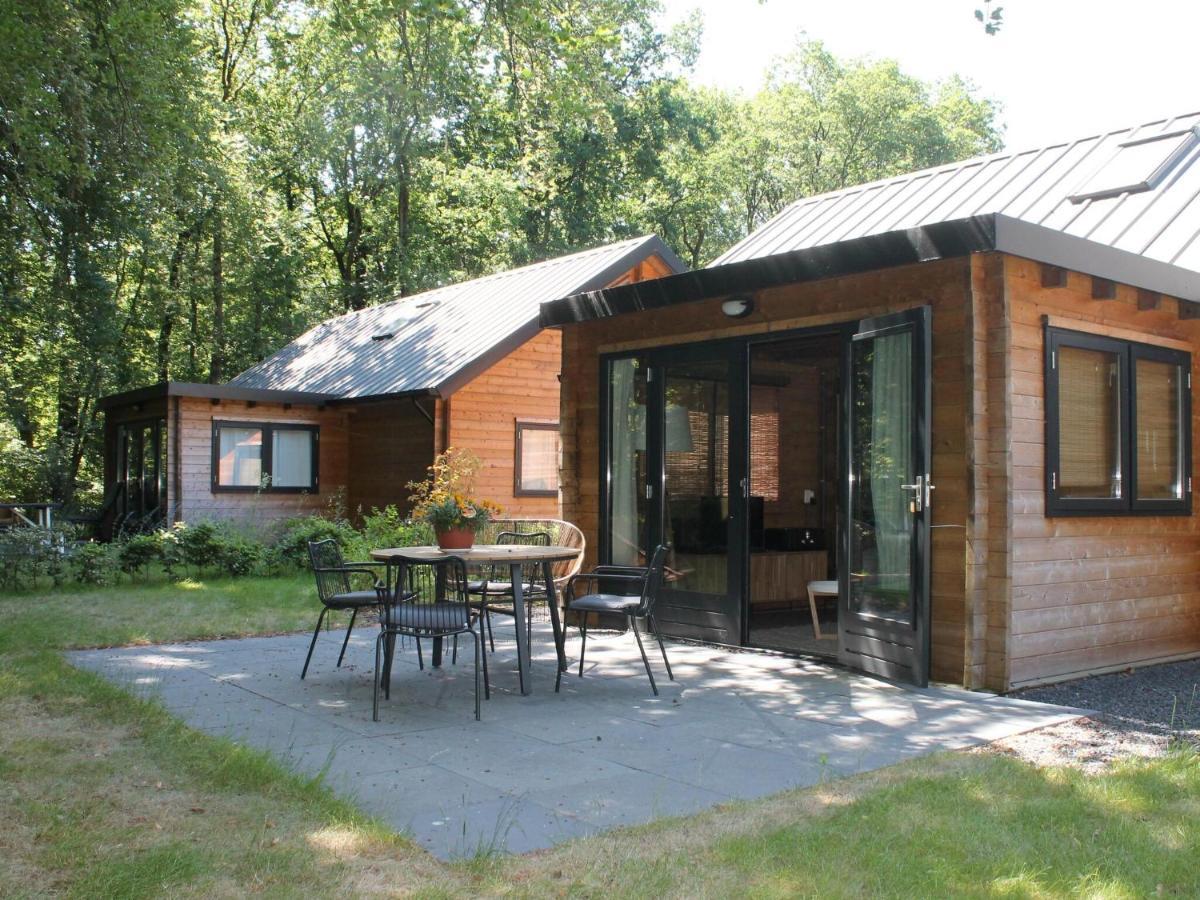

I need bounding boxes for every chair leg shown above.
[336,608,358,668]
[648,614,674,681]
[629,615,658,696]
[485,603,495,652]
[578,623,588,677]
[471,629,481,721]
[452,634,458,666]
[300,608,328,679]
[373,631,385,722]
[415,636,424,670]
[479,623,491,700]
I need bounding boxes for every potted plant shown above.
[407,448,499,550]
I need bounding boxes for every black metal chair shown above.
[556,544,674,695]
[302,539,386,679]
[466,530,551,651]
[374,556,489,721]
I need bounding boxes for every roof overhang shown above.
[98,381,339,411]
[539,214,1200,326]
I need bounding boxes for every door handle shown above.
[901,475,934,513]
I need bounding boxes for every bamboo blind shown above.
[1058,346,1121,498]
[1136,358,1181,499]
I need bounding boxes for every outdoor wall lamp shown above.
[721,293,755,318]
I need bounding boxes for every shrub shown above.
[0,527,64,590]
[70,541,119,586]
[272,515,360,569]
[359,506,433,552]
[214,531,264,576]
[176,521,224,572]
[117,533,161,579]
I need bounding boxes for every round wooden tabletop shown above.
[370,544,582,565]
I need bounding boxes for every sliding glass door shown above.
[603,345,745,644]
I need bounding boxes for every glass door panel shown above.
[839,307,931,686]
[607,357,650,566]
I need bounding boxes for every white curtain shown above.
[610,359,640,565]
[218,426,261,486]
[272,429,313,487]
[869,332,912,595]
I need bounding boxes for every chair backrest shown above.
[483,518,586,587]
[493,530,549,583]
[307,539,351,604]
[393,555,470,606]
[638,544,671,617]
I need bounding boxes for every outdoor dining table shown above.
[370,544,580,695]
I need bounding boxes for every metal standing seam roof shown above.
[711,111,1200,273]
[230,235,684,400]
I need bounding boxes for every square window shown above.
[213,421,318,492]
[1045,326,1190,516]
[515,421,559,496]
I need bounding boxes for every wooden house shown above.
[541,113,1200,691]
[98,237,684,537]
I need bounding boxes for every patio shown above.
[70,624,1082,859]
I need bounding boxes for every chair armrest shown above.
[593,564,648,576]
[566,570,644,602]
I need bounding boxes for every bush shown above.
[359,506,433,552]
[70,541,119,586]
[0,527,65,590]
[214,531,264,576]
[117,533,161,579]
[272,515,361,569]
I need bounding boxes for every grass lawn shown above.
[1,575,1197,898]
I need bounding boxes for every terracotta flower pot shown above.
[435,527,476,550]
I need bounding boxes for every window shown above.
[514,421,559,496]
[1045,326,1190,516]
[212,421,319,492]
[1069,129,1198,203]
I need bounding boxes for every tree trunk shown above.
[209,204,225,383]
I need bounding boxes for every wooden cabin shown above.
[541,113,1200,692]
[98,237,684,537]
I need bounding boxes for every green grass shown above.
[1,575,1198,898]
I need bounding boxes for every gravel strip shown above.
[982,658,1200,771]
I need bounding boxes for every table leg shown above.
[510,562,530,695]
[542,561,567,672]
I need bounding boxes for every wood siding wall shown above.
[559,258,972,685]
[345,399,435,519]
[448,328,563,519]
[990,255,1200,688]
[169,398,349,527]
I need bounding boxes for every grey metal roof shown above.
[231,236,685,400]
[711,111,1200,275]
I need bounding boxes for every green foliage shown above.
[359,506,434,553]
[117,533,162,579]
[0,1,1002,514]
[271,516,362,569]
[0,528,66,590]
[69,542,119,586]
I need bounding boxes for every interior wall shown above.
[559,257,972,685]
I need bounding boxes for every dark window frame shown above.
[211,420,320,494]
[513,420,560,497]
[1044,324,1191,517]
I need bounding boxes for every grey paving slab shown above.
[68,625,1083,859]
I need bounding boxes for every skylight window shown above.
[1070,128,1199,203]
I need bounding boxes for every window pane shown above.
[519,427,558,492]
[272,429,314,488]
[218,426,262,486]
[1058,346,1122,499]
[1136,358,1183,500]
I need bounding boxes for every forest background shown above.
[0,0,1001,511]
